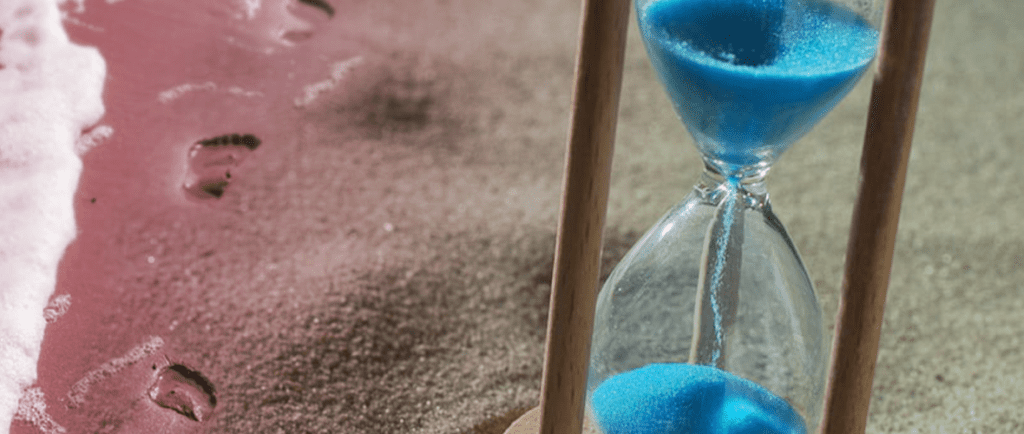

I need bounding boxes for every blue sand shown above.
[591,364,806,434]
[705,178,741,367]
[638,0,879,171]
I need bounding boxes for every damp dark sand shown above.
[12,0,1024,433]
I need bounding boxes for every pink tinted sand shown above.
[20,0,575,433]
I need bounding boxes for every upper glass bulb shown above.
[637,0,881,176]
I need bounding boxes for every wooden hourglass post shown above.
[504,0,631,433]
[819,0,937,433]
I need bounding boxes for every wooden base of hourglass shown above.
[503,407,600,434]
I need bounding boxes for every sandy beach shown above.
[6,0,1023,433]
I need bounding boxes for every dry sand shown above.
[9,0,1023,433]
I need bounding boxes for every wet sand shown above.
[12,0,1024,433]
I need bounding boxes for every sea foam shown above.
[0,0,106,432]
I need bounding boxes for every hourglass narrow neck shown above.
[697,160,771,210]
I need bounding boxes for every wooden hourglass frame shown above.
[505,0,936,433]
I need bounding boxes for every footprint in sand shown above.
[236,0,337,48]
[182,133,261,200]
[148,364,218,423]
[60,337,218,433]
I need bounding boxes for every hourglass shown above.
[585,0,882,433]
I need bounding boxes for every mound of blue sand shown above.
[591,363,806,434]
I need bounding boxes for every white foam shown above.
[157,81,263,104]
[0,0,106,432]
[65,336,164,409]
[12,388,65,434]
[157,81,219,103]
[74,124,112,155]
[41,294,71,324]
[240,0,261,20]
[294,56,363,107]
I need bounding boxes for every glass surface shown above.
[585,0,882,432]
[640,0,880,177]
